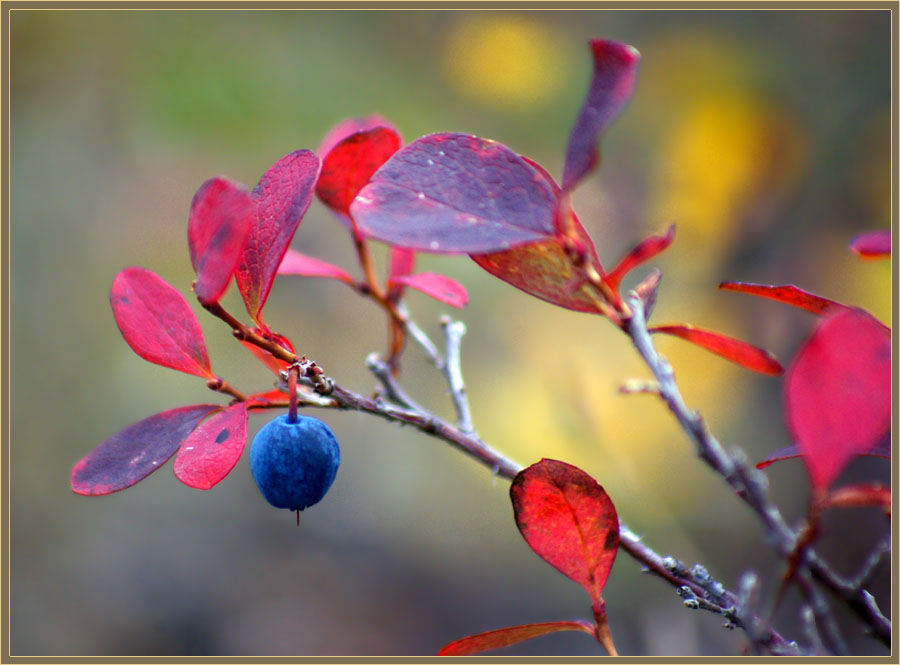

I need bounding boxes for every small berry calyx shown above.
[249,414,341,515]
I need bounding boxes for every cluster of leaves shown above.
[70,36,890,656]
[724,230,891,505]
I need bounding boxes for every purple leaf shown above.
[562,40,641,191]
[351,133,557,254]
[71,404,220,496]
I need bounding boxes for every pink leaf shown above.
[173,402,250,490]
[785,307,891,490]
[719,282,841,315]
[604,225,675,294]
[388,247,417,280]
[71,404,220,495]
[510,459,619,607]
[650,324,784,375]
[849,230,891,259]
[110,267,214,378]
[351,133,557,254]
[562,40,641,191]
[438,621,594,656]
[277,248,355,285]
[387,272,468,308]
[187,177,254,305]
[318,114,400,158]
[316,126,403,219]
[387,247,417,300]
[235,150,320,325]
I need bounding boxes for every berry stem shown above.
[288,365,299,423]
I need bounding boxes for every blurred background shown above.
[9,9,891,657]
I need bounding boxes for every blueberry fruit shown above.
[249,415,340,512]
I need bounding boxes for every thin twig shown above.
[399,303,444,367]
[796,570,847,656]
[366,353,427,413]
[801,606,825,656]
[618,531,798,654]
[851,535,891,591]
[440,316,475,433]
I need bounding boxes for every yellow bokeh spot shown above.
[442,15,565,110]
[652,92,805,270]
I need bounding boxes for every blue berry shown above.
[249,415,340,512]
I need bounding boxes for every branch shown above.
[620,293,890,646]
[302,349,796,654]
[796,570,847,656]
[440,316,475,433]
[213,297,797,653]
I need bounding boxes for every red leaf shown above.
[246,389,290,408]
[472,211,605,313]
[318,114,400,158]
[650,324,784,375]
[604,225,675,294]
[173,402,250,490]
[438,621,594,656]
[187,177,254,305]
[71,404,220,495]
[351,133,557,254]
[824,483,891,511]
[756,436,891,470]
[316,126,403,219]
[387,272,468,308]
[387,247,417,300]
[785,307,891,490]
[236,150,320,325]
[510,459,619,607]
[277,248,355,285]
[110,267,214,378]
[718,282,841,315]
[849,229,891,259]
[562,40,641,191]
[240,327,295,376]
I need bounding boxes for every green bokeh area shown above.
[9,9,892,657]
